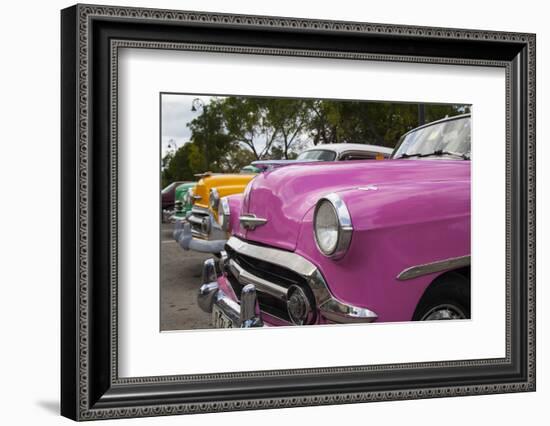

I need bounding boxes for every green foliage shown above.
[161,143,204,188]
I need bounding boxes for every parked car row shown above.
[169,114,472,328]
[171,143,393,254]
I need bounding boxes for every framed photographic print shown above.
[61,4,536,421]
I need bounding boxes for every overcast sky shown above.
[160,94,214,158]
[160,93,278,159]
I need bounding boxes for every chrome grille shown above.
[225,244,315,323]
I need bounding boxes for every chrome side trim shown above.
[396,255,471,281]
[319,299,378,323]
[228,259,288,301]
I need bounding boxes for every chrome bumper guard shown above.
[197,238,378,327]
[198,259,263,328]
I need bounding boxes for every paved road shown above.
[160,223,214,331]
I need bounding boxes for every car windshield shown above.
[161,183,176,194]
[392,116,471,160]
[296,149,337,161]
[240,165,259,173]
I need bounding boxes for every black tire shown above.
[412,271,470,321]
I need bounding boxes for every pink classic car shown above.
[198,114,471,327]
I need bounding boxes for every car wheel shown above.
[412,272,470,321]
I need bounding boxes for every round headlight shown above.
[314,201,339,254]
[313,193,353,259]
[185,189,193,205]
[217,197,230,231]
[210,188,220,210]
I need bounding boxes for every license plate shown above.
[212,305,234,328]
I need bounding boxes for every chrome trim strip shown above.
[319,299,377,323]
[226,237,317,277]
[396,255,471,281]
[228,259,288,301]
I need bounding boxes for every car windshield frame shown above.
[392,115,471,160]
[296,149,337,162]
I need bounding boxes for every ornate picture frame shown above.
[61,4,535,420]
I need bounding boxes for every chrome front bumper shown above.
[162,209,174,223]
[173,220,227,254]
[197,238,378,328]
[173,207,227,254]
[188,207,227,240]
[168,210,189,224]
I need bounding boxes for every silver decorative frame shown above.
[61,4,536,420]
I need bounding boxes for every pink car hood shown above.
[241,159,470,251]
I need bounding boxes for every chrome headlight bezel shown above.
[185,189,193,205]
[313,193,353,260]
[209,188,220,210]
[217,197,231,231]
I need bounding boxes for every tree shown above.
[161,142,205,187]
[187,100,234,171]
[172,96,471,181]
[218,97,279,160]
[306,99,339,145]
[264,98,309,159]
[303,100,468,149]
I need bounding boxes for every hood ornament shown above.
[240,214,268,230]
[357,185,378,191]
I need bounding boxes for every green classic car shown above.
[170,182,197,222]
